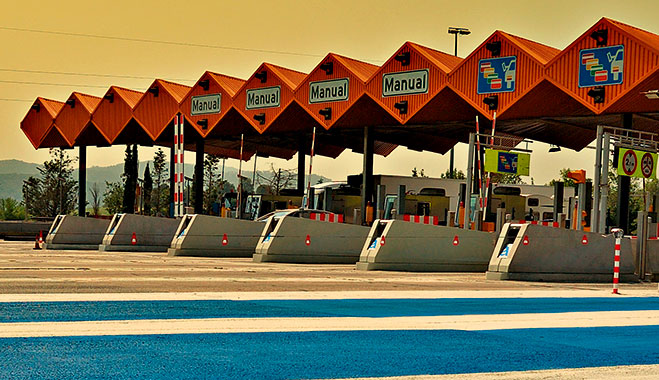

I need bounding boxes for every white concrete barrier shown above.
[253,215,370,264]
[168,214,266,257]
[486,223,636,282]
[99,214,180,252]
[356,220,496,271]
[44,215,111,250]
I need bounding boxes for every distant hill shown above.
[0,159,331,201]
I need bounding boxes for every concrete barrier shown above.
[44,215,111,250]
[0,220,52,240]
[253,215,370,264]
[486,223,636,282]
[356,220,496,272]
[99,214,180,252]
[168,215,266,257]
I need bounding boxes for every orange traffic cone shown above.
[33,234,41,250]
[131,232,137,245]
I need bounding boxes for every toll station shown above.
[20,17,659,282]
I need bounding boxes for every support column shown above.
[464,133,476,230]
[297,140,305,195]
[599,132,610,233]
[169,145,175,217]
[592,125,603,232]
[194,138,204,214]
[617,114,633,232]
[361,126,375,225]
[78,145,86,217]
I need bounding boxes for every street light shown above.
[642,90,659,99]
[447,27,470,178]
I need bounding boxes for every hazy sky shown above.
[1,0,658,184]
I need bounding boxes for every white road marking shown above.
[2,310,658,338]
[1,289,657,302]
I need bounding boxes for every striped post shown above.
[306,126,316,209]
[173,115,180,217]
[611,228,624,294]
[178,114,184,217]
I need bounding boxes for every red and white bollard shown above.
[611,228,624,294]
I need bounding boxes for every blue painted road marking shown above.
[2,297,659,323]
[2,326,658,380]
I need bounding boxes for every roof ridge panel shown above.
[156,79,192,103]
[207,72,246,97]
[331,54,380,82]
[407,42,463,72]
[605,17,659,54]
[499,31,560,64]
[38,98,65,117]
[264,63,307,89]
[73,92,102,113]
[112,86,144,108]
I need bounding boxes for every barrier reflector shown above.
[222,233,228,246]
[522,235,529,245]
[582,235,588,245]
[453,235,459,246]
[309,212,344,223]
[403,214,439,225]
[305,234,311,246]
[380,236,386,246]
[131,232,137,245]
[38,230,43,244]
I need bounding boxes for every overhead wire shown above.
[0,68,196,82]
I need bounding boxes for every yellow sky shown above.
[1,0,658,183]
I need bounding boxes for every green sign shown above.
[484,149,530,176]
[617,148,656,179]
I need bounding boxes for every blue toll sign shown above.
[477,56,517,94]
[497,152,518,174]
[578,45,624,87]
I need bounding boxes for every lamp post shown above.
[447,27,471,178]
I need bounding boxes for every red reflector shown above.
[522,235,529,246]
[222,233,228,246]
[453,236,459,246]
[305,235,311,246]
[582,235,588,245]
[380,236,386,246]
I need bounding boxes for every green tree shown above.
[203,154,221,213]
[103,181,124,214]
[22,148,78,217]
[143,164,152,215]
[491,173,524,184]
[440,169,466,179]
[0,198,26,220]
[152,148,168,216]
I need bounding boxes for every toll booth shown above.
[486,222,636,281]
[44,215,111,250]
[253,212,368,263]
[99,214,180,252]
[356,219,496,271]
[168,214,266,257]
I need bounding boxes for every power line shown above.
[0,98,33,103]
[0,68,195,82]
[0,25,332,60]
[0,79,112,89]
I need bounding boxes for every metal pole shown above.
[448,33,458,179]
[592,125,604,232]
[236,134,243,219]
[464,133,475,230]
[78,145,86,217]
[600,132,610,233]
[361,126,374,225]
[194,138,204,214]
[306,127,316,208]
[297,140,305,195]
[252,151,258,192]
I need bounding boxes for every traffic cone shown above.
[33,234,41,250]
[131,232,137,245]
[38,230,44,244]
